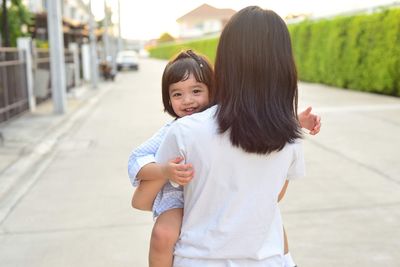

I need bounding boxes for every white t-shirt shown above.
[156,105,305,267]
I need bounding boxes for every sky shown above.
[92,0,397,40]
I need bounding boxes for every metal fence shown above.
[0,48,29,123]
[33,48,76,104]
[0,46,77,123]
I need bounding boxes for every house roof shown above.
[177,3,236,23]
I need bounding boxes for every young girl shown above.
[129,50,320,266]
[153,6,309,266]
[128,50,214,267]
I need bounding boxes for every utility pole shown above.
[117,0,122,52]
[88,0,98,89]
[47,0,67,114]
[103,0,110,61]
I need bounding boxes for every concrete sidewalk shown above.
[0,58,399,267]
[0,85,114,223]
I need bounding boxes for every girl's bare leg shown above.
[132,179,166,211]
[149,208,183,267]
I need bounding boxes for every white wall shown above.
[179,19,223,38]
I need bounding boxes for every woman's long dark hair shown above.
[215,6,301,154]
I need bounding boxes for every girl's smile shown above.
[168,74,210,118]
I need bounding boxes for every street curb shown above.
[0,84,112,225]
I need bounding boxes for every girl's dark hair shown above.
[215,6,301,154]
[162,50,214,118]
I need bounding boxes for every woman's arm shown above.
[279,181,290,254]
[278,180,289,202]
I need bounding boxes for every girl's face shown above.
[169,73,210,118]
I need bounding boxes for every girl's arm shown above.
[128,124,193,185]
[298,106,321,135]
[128,125,170,186]
[132,157,193,211]
[136,156,191,183]
[128,125,170,210]
[128,124,193,210]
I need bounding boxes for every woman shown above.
[156,6,305,266]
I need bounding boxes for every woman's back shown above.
[156,105,304,265]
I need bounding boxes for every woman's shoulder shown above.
[171,105,218,135]
[285,138,303,149]
[178,105,217,125]
[285,138,303,156]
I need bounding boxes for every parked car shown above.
[116,50,139,71]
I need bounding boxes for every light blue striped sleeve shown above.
[127,123,171,187]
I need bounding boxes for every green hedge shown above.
[289,8,400,96]
[148,37,219,64]
[149,8,400,96]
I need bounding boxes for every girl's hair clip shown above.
[186,50,203,68]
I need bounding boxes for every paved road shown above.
[0,58,399,266]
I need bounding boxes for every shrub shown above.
[148,36,219,64]
[289,8,400,96]
[150,8,400,96]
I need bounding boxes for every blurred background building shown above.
[176,3,235,39]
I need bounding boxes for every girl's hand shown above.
[299,106,321,135]
[162,157,194,186]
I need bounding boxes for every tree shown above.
[0,0,32,47]
[1,0,9,46]
[158,32,174,43]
